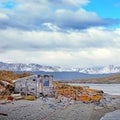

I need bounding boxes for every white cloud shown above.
[55,8,103,29]
[0,0,119,31]
[70,0,89,5]
[60,0,90,6]
[42,23,61,32]
[0,48,120,67]
[0,27,120,67]
[0,0,120,67]
[0,27,120,51]
[0,12,8,20]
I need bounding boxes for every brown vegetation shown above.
[0,70,32,84]
[53,81,103,103]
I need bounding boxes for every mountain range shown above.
[0,62,120,74]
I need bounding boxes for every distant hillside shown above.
[0,61,120,74]
[0,70,32,84]
[61,73,120,84]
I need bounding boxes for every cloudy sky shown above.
[0,0,120,67]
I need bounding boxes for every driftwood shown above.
[0,113,8,116]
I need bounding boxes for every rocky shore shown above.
[0,94,120,120]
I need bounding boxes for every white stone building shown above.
[13,74,53,97]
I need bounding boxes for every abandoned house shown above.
[13,74,53,97]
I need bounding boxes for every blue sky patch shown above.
[0,1,17,9]
[83,0,120,18]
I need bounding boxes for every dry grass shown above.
[0,70,32,84]
[24,95,36,101]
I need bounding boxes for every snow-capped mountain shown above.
[0,62,120,74]
[0,62,55,72]
[78,65,120,74]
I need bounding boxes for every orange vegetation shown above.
[53,81,103,103]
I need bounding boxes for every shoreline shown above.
[0,94,120,120]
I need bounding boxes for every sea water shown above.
[68,83,120,95]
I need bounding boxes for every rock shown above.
[100,110,120,120]
[94,106,104,110]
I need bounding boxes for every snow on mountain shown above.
[78,65,120,74]
[0,62,120,74]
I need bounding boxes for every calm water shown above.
[68,83,120,95]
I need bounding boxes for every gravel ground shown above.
[0,95,120,120]
[0,98,57,120]
[43,102,95,120]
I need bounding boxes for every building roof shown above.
[13,74,53,83]
[13,75,36,83]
